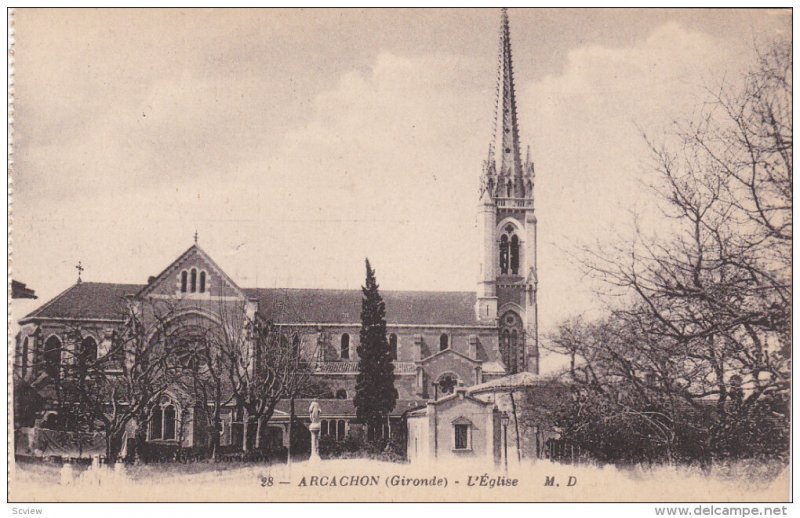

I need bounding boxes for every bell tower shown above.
[476,8,539,374]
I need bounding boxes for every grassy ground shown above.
[10,457,789,503]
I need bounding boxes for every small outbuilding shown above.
[405,371,567,465]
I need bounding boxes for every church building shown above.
[13,9,542,458]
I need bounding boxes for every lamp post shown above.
[501,411,510,474]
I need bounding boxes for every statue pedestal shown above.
[309,422,321,462]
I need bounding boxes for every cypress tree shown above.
[354,258,398,440]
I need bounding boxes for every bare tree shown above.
[72,299,182,461]
[554,38,791,464]
[171,317,233,460]
[214,301,319,452]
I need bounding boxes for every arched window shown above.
[526,180,533,197]
[151,407,163,440]
[439,333,449,351]
[510,235,520,275]
[150,397,179,441]
[499,235,509,274]
[389,333,398,360]
[190,268,197,293]
[199,271,206,293]
[335,389,347,399]
[80,337,98,364]
[163,405,176,440]
[500,311,523,374]
[340,333,350,359]
[506,179,513,197]
[337,420,346,441]
[21,337,28,377]
[510,330,519,373]
[501,329,511,367]
[292,334,301,356]
[180,271,188,293]
[499,224,519,275]
[44,336,61,380]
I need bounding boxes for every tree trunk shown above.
[255,416,262,450]
[105,430,123,464]
[135,415,149,463]
[241,407,250,452]
[105,436,113,461]
[510,391,522,461]
[210,413,221,461]
[287,396,295,466]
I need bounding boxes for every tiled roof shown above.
[244,288,481,326]
[22,282,484,327]
[316,361,416,374]
[481,361,506,374]
[404,391,492,415]
[467,371,565,394]
[21,282,142,322]
[273,398,426,418]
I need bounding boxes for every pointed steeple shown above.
[492,8,523,181]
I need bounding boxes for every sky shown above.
[10,8,791,349]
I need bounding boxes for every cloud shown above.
[12,15,770,345]
[517,22,753,329]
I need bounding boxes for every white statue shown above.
[308,399,322,462]
[309,400,321,424]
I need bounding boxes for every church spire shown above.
[492,8,523,181]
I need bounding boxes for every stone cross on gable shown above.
[75,261,84,284]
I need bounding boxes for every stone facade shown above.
[14,244,511,452]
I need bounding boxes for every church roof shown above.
[21,282,485,327]
[315,361,417,375]
[467,370,565,394]
[244,287,483,326]
[20,282,141,323]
